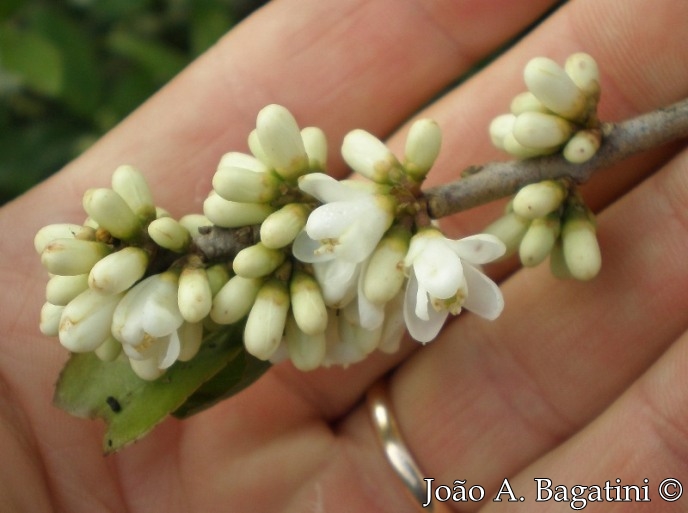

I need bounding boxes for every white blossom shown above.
[293,173,395,300]
[403,229,505,343]
[111,272,185,374]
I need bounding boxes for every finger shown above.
[478,327,688,513]
[387,0,688,240]
[21,0,558,222]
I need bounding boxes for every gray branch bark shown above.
[425,97,688,218]
[191,98,688,261]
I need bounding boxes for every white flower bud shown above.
[46,274,89,305]
[178,267,212,323]
[233,243,285,278]
[40,302,64,336]
[205,264,230,296]
[155,207,171,219]
[82,188,142,241]
[339,300,382,356]
[341,129,402,183]
[94,336,122,362]
[513,112,574,149]
[89,247,148,295]
[378,291,405,354]
[41,238,111,276]
[502,132,552,159]
[179,214,211,236]
[210,275,262,324]
[285,315,326,371]
[59,289,124,352]
[523,56,588,121]
[362,227,410,304]
[301,126,328,171]
[178,321,203,361]
[489,114,516,150]
[82,217,99,229]
[563,129,601,164]
[255,104,309,180]
[203,192,274,228]
[244,279,290,360]
[260,203,309,249]
[248,129,269,164]
[512,180,567,219]
[290,271,327,335]
[518,214,561,267]
[403,118,442,180]
[212,152,280,203]
[565,52,600,100]
[562,207,601,281]
[510,91,549,114]
[148,217,191,252]
[34,223,95,254]
[321,314,366,368]
[111,165,156,222]
[483,211,531,257]
[129,357,166,381]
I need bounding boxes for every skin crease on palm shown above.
[1,0,688,511]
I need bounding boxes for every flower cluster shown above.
[484,180,601,281]
[37,104,507,378]
[36,165,227,380]
[204,106,506,367]
[489,53,601,163]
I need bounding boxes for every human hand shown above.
[1,0,687,511]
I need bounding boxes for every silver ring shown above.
[367,380,450,513]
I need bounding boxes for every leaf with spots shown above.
[54,324,270,453]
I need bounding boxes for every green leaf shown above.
[106,29,187,83]
[0,25,63,96]
[189,2,235,56]
[54,324,264,453]
[0,0,23,21]
[28,7,103,117]
[0,118,92,205]
[173,349,270,418]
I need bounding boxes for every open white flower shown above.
[403,229,506,343]
[293,173,395,303]
[111,272,185,377]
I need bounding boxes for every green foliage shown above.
[54,324,270,453]
[0,0,266,205]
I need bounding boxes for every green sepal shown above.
[54,324,269,454]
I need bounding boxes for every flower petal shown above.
[403,271,448,343]
[292,230,333,263]
[306,201,363,240]
[446,234,506,264]
[356,260,384,330]
[313,260,359,307]
[413,241,464,299]
[298,173,365,203]
[462,263,504,320]
[158,330,181,369]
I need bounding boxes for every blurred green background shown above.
[0,0,268,205]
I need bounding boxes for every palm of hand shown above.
[1,0,688,512]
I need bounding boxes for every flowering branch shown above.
[425,97,688,218]
[35,52,688,451]
[188,97,688,263]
